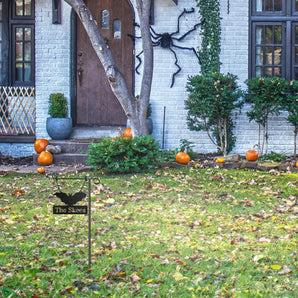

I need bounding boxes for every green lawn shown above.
[0,168,297,297]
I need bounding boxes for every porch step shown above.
[33,140,91,166]
[34,126,126,166]
[70,126,125,139]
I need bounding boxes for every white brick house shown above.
[0,0,297,157]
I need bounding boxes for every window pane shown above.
[274,47,282,64]
[265,46,272,64]
[295,26,298,44]
[296,0,298,12]
[274,0,282,11]
[256,46,262,64]
[113,20,121,39]
[24,42,31,61]
[16,42,23,61]
[16,0,23,16]
[274,25,282,44]
[273,67,281,76]
[264,67,272,76]
[265,26,272,43]
[265,0,273,11]
[256,66,262,77]
[15,63,23,81]
[16,28,23,41]
[0,23,2,41]
[24,0,32,16]
[102,10,109,28]
[24,28,31,41]
[256,0,262,12]
[256,26,263,44]
[24,63,31,81]
[295,47,298,64]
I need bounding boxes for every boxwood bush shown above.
[87,135,160,173]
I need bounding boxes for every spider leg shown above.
[171,8,195,37]
[135,50,144,75]
[172,19,205,41]
[150,26,161,40]
[169,47,181,88]
[172,45,201,64]
[127,34,142,41]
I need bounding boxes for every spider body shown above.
[130,8,204,87]
[158,33,172,48]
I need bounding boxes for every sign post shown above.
[52,176,97,268]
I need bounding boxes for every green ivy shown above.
[197,0,221,75]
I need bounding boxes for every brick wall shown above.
[35,0,72,139]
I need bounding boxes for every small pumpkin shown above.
[37,167,46,174]
[123,127,133,139]
[37,151,53,166]
[216,157,225,163]
[246,149,258,161]
[296,161,298,167]
[176,152,190,164]
[34,138,49,154]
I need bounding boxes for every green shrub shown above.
[246,77,288,156]
[185,72,243,156]
[48,93,68,118]
[87,135,160,173]
[258,152,287,162]
[284,80,298,157]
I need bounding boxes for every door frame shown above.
[70,1,135,126]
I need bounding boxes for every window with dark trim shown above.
[0,0,35,86]
[250,0,297,80]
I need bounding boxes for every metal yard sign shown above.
[52,176,98,268]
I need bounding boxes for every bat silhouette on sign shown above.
[54,192,86,206]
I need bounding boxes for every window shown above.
[0,0,35,86]
[101,10,109,29]
[113,20,121,39]
[250,0,297,80]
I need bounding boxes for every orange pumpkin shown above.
[176,152,190,164]
[246,150,258,161]
[37,167,46,174]
[37,151,53,166]
[34,139,49,154]
[296,161,298,167]
[216,157,225,163]
[123,127,133,139]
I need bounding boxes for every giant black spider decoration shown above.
[130,8,204,88]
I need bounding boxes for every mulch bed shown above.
[0,153,33,166]
[0,152,297,173]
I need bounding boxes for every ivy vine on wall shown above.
[196,0,221,74]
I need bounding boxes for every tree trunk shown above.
[64,0,153,137]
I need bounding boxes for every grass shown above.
[0,167,297,297]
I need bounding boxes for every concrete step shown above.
[34,126,126,166]
[70,126,125,139]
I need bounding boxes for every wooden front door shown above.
[76,0,133,126]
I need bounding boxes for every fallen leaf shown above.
[271,265,282,270]
[131,273,141,282]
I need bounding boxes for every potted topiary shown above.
[46,93,72,140]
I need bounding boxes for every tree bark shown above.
[64,0,153,137]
